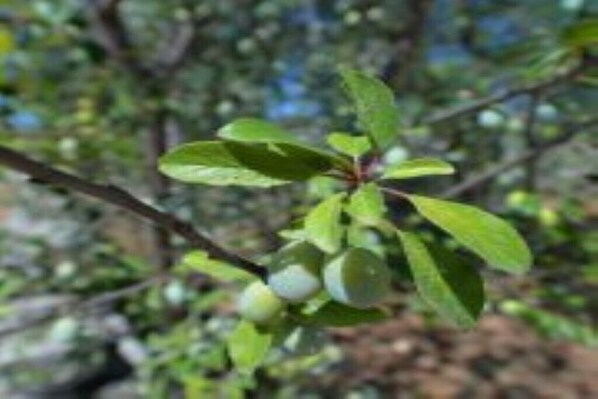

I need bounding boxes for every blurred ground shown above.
[298,314,598,399]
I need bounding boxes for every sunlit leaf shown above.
[218,118,299,143]
[304,193,346,253]
[408,195,532,274]
[382,158,454,180]
[398,231,484,328]
[326,132,372,157]
[159,141,333,186]
[227,320,272,375]
[181,251,256,282]
[339,67,399,150]
[562,19,598,49]
[345,182,386,226]
[303,301,388,327]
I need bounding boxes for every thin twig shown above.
[379,186,409,200]
[441,119,598,198]
[0,146,266,278]
[420,62,587,126]
[0,275,165,339]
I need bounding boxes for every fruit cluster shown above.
[238,241,391,325]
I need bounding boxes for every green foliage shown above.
[159,141,287,186]
[408,195,532,274]
[501,300,597,347]
[180,250,256,283]
[2,1,594,394]
[338,67,400,150]
[303,301,389,327]
[326,132,372,158]
[398,231,485,328]
[345,183,386,227]
[228,320,273,375]
[158,70,532,374]
[159,141,334,186]
[304,193,346,254]
[218,118,299,143]
[561,19,598,49]
[381,158,455,180]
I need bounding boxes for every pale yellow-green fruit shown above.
[539,207,560,227]
[267,241,324,303]
[238,281,285,324]
[323,248,391,309]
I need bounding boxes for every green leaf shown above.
[397,231,484,328]
[159,141,285,186]
[227,320,272,375]
[304,301,388,327]
[159,141,333,186]
[500,300,598,347]
[339,67,399,150]
[345,183,386,226]
[562,19,598,49]
[326,132,372,158]
[218,118,299,143]
[233,141,335,180]
[180,251,256,282]
[304,193,346,253]
[408,195,532,274]
[381,158,455,180]
[0,28,14,55]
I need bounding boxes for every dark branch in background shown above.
[383,0,433,87]
[420,59,592,126]
[84,0,204,268]
[441,119,598,199]
[85,0,149,77]
[0,275,165,340]
[0,146,266,279]
[522,93,541,190]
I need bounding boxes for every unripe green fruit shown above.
[238,281,285,324]
[323,248,391,309]
[267,241,324,303]
[539,207,559,227]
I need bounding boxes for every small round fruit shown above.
[323,248,391,309]
[267,241,324,303]
[539,207,559,227]
[238,281,285,324]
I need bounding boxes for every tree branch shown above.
[0,145,266,279]
[420,61,589,126]
[0,275,165,340]
[441,119,598,198]
[85,0,149,77]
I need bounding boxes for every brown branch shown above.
[0,145,266,279]
[441,119,598,199]
[85,0,149,77]
[0,275,165,340]
[159,20,196,74]
[420,62,588,126]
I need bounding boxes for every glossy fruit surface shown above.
[238,281,285,324]
[323,248,391,308]
[267,241,324,303]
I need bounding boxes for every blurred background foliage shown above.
[0,0,596,398]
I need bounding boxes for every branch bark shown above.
[420,61,590,126]
[441,119,598,199]
[0,145,266,279]
[0,276,164,340]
